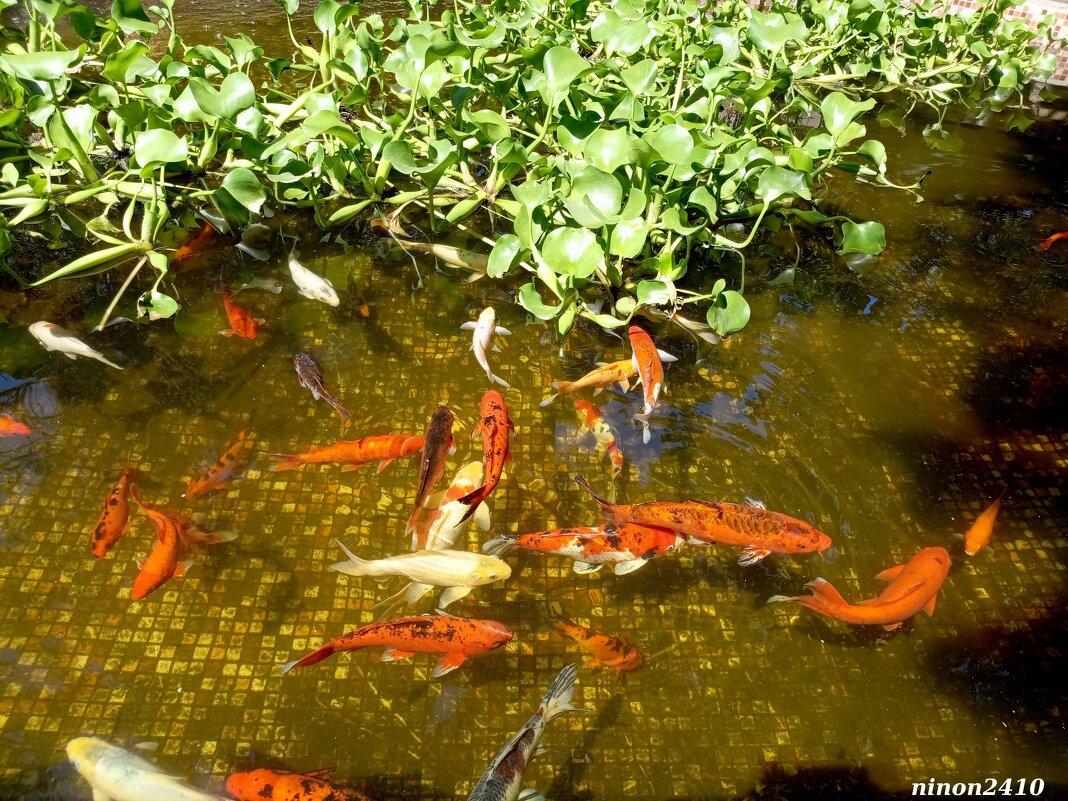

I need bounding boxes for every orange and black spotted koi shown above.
[553,619,644,674]
[185,428,254,501]
[279,614,513,678]
[226,768,372,801]
[90,461,137,558]
[458,390,513,523]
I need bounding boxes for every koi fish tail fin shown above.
[488,371,511,389]
[404,507,422,538]
[769,578,848,613]
[330,539,376,577]
[633,411,652,444]
[457,487,489,523]
[189,529,239,545]
[538,664,585,723]
[482,534,519,558]
[573,475,611,511]
[128,483,147,510]
[279,642,340,675]
[267,454,302,472]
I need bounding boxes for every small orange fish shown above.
[175,222,217,263]
[221,284,265,339]
[1035,231,1068,251]
[540,359,636,406]
[90,461,136,558]
[553,619,643,674]
[268,434,424,472]
[769,546,952,631]
[279,614,513,677]
[226,768,372,801]
[574,398,624,478]
[0,414,31,437]
[458,390,513,523]
[963,492,1004,556]
[628,325,676,444]
[129,487,236,600]
[185,428,254,501]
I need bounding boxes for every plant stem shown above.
[96,255,147,331]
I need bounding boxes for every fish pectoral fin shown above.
[459,321,478,330]
[304,768,337,780]
[882,621,903,632]
[873,564,905,583]
[923,593,938,617]
[381,648,415,662]
[495,326,512,336]
[375,459,394,473]
[656,348,679,363]
[518,789,546,801]
[572,561,603,574]
[738,547,772,567]
[173,561,192,577]
[432,652,467,677]
[135,558,145,570]
[64,352,78,360]
[340,463,366,473]
[618,378,631,392]
[612,560,648,575]
[491,344,501,353]
[404,582,433,604]
[438,585,472,609]
[472,502,492,531]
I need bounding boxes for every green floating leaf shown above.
[645,124,693,167]
[636,279,674,307]
[189,73,255,120]
[839,220,885,255]
[540,227,604,279]
[757,166,811,204]
[610,217,649,259]
[134,129,188,168]
[820,92,875,144]
[583,128,632,174]
[707,290,750,336]
[543,46,591,95]
[518,282,565,320]
[137,289,180,320]
[110,0,156,36]
[563,167,623,227]
[747,11,809,52]
[488,234,522,278]
[0,49,81,82]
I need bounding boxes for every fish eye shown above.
[487,573,498,580]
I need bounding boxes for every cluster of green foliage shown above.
[0,0,1058,333]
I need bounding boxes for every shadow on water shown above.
[546,692,625,801]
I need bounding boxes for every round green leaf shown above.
[189,73,255,120]
[757,166,811,204]
[839,220,885,255]
[544,46,591,95]
[583,128,632,174]
[707,290,750,336]
[488,234,522,278]
[0,49,81,81]
[645,125,694,167]
[609,217,649,258]
[540,227,603,279]
[134,129,188,167]
[636,279,674,307]
[137,289,180,320]
[564,167,622,227]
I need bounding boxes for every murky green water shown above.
[2,8,1068,801]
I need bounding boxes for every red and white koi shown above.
[573,398,624,478]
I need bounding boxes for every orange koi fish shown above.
[407,406,455,537]
[0,414,31,437]
[574,398,624,478]
[553,619,643,674]
[221,284,265,339]
[226,769,371,801]
[279,614,513,678]
[458,390,513,523]
[769,546,951,631]
[484,522,683,575]
[268,434,424,472]
[175,222,217,263]
[1035,231,1068,251]
[540,359,636,406]
[963,492,1004,556]
[575,475,831,566]
[628,325,676,444]
[90,461,136,558]
[129,487,237,600]
[185,428,254,501]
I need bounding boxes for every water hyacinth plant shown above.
[0,0,1058,335]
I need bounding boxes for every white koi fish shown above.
[29,321,123,370]
[331,541,510,609]
[460,307,511,387]
[465,664,582,801]
[66,737,225,801]
[288,251,339,306]
[417,461,492,551]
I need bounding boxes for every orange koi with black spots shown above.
[458,390,513,523]
[185,428,254,501]
[553,619,643,674]
[226,768,372,801]
[90,461,137,558]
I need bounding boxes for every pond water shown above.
[2,8,1068,801]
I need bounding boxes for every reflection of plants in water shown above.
[0,0,1058,338]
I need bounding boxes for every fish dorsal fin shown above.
[804,578,847,606]
[874,564,905,583]
[743,496,767,510]
[518,790,546,801]
[304,768,336,781]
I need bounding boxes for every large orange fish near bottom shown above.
[226,769,372,801]
[268,434,424,472]
[279,614,513,677]
[768,546,951,631]
[458,390,513,523]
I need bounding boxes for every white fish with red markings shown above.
[461,306,511,387]
[29,321,123,369]
[465,664,583,801]
[66,737,225,801]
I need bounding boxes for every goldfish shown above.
[552,619,644,674]
[407,406,455,536]
[574,398,624,478]
[174,221,217,263]
[575,475,831,566]
[267,434,424,472]
[67,737,225,801]
[288,251,340,306]
[461,307,511,387]
[458,390,513,523]
[0,414,31,437]
[279,614,513,677]
[293,352,350,424]
[221,284,264,339]
[90,461,137,558]
[962,492,1004,556]
[483,522,683,576]
[29,321,123,369]
[330,541,510,609]
[418,462,491,551]
[466,664,582,801]
[129,487,237,600]
[768,546,952,631]
[628,325,676,444]
[539,359,637,406]
[185,428,254,501]
[1035,231,1068,251]
[226,769,371,801]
